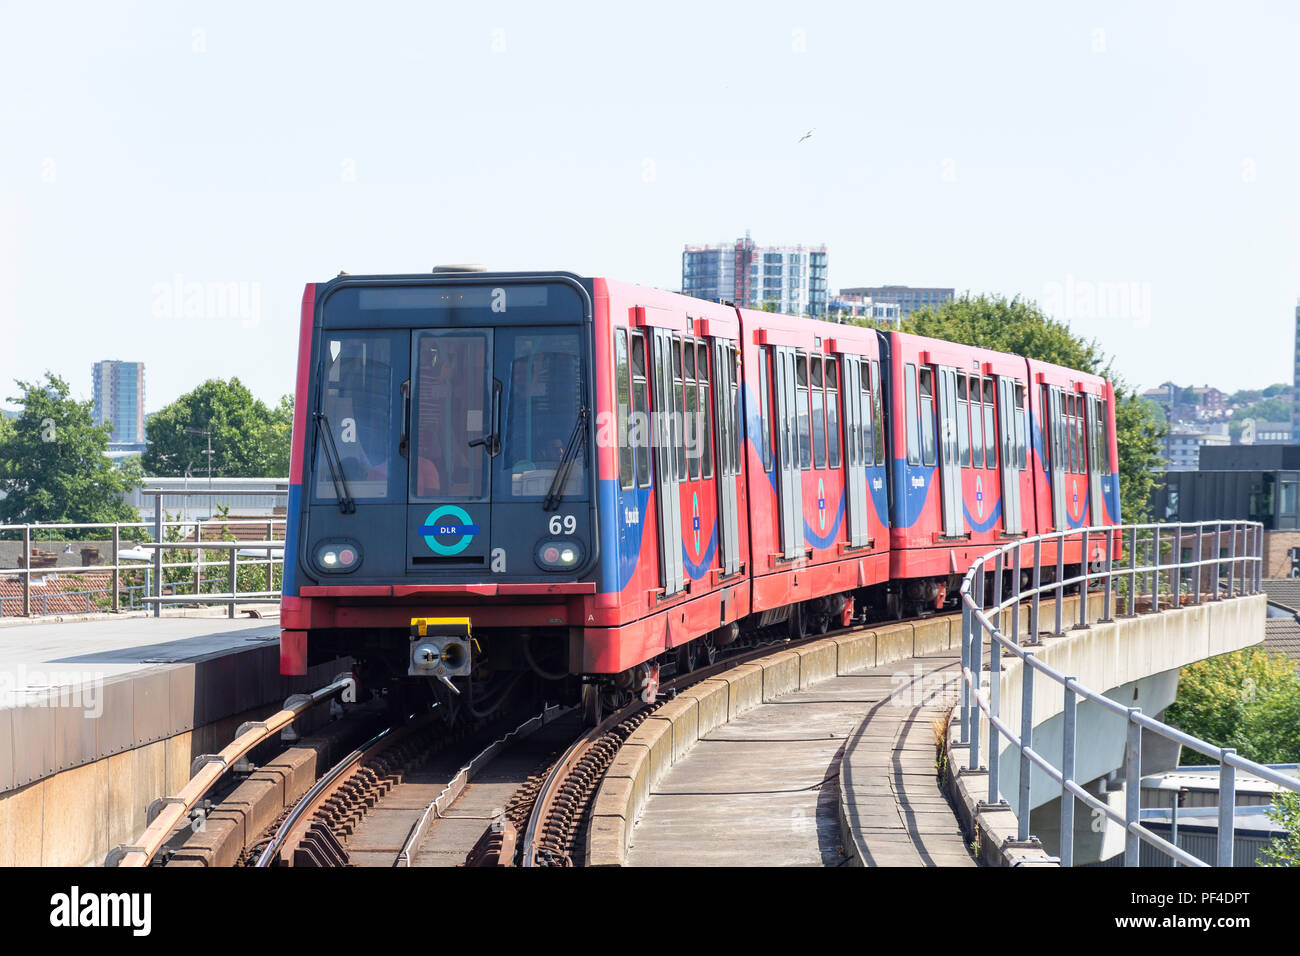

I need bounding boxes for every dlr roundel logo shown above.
[419,506,480,556]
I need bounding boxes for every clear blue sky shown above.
[2,1,1298,412]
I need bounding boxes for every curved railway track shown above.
[241,596,1065,868]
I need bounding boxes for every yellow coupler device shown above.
[408,617,474,690]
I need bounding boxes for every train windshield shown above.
[314,334,394,501]
[408,326,587,502]
[411,330,491,500]
[496,328,587,500]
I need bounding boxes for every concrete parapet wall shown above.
[0,651,344,867]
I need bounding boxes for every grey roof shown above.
[1262,578,1300,611]
[1264,617,1300,664]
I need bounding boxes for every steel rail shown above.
[255,725,395,868]
[106,673,355,867]
[518,618,880,867]
[395,703,568,867]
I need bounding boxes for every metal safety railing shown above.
[0,487,286,620]
[957,519,1295,867]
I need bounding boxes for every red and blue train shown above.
[278,269,1120,721]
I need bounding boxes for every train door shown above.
[996,376,1024,534]
[651,328,685,595]
[406,328,493,568]
[842,357,868,547]
[772,345,803,560]
[935,366,964,537]
[1045,386,1066,529]
[1086,394,1104,526]
[711,338,741,576]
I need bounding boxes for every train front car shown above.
[280,271,599,716]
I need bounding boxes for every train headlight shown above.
[313,539,362,573]
[535,539,583,571]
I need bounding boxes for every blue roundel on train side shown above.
[419,505,480,556]
[692,492,701,556]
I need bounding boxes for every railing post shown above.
[1227,523,1237,599]
[1248,522,1258,590]
[1214,522,1222,600]
[1060,679,1077,867]
[1011,544,1021,644]
[195,519,203,600]
[1218,751,1236,867]
[228,548,237,619]
[960,592,971,745]
[1193,524,1202,605]
[1151,526,1161,612]
[1076,529,1090,630]
[1018,653,1034,841]
[993,550,1004,634]
[112,524,120,613]
[1054,532,1065,635]
[152,498,163,618]
[1172,525,1182,609]
[1101,528,1114,622]
[1124,709,1142,867]
[1171,794,1180,867]
[1030,538,1042,641]
[21,525,31,617]
[1126,525,1138,616]
[988,627,1001,804]
[969,583,984,772]
[266,519,275,594]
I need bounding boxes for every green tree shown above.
[901,293,1167,521]
[1262,791,1300,867]
[1164,647,1300,765]
[144,379,292,478]
[0,374,140,526]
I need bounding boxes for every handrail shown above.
[105,674,355,867]
[0,515,287,619]
[957,519,1290,867]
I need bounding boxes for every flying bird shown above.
[798,129,814,143]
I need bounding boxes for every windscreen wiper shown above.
[468,379,503,458]
[543,406,589,512]
[314,412,356,514]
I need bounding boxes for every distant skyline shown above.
[3,1,1299,412]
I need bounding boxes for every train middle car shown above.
[279,270,1120,713]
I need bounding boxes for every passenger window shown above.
[860,359,874,467]
[615,329,634,490]
[870,360,885,464]
[630,332,651,488]
[811,356,826,469]
[982,378,995,469]
[970,376,984,468]
[796,352,811,470]
[672,336,686,480]
[686,338,700,480]
[904,363,920,466]
[1014,383,1027,469]
[729,344,741,476]
[759,347,772,473]
[698,343,713,480]
[956,373,970,467]
[918,367,936,468]
[826,358,841,469]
